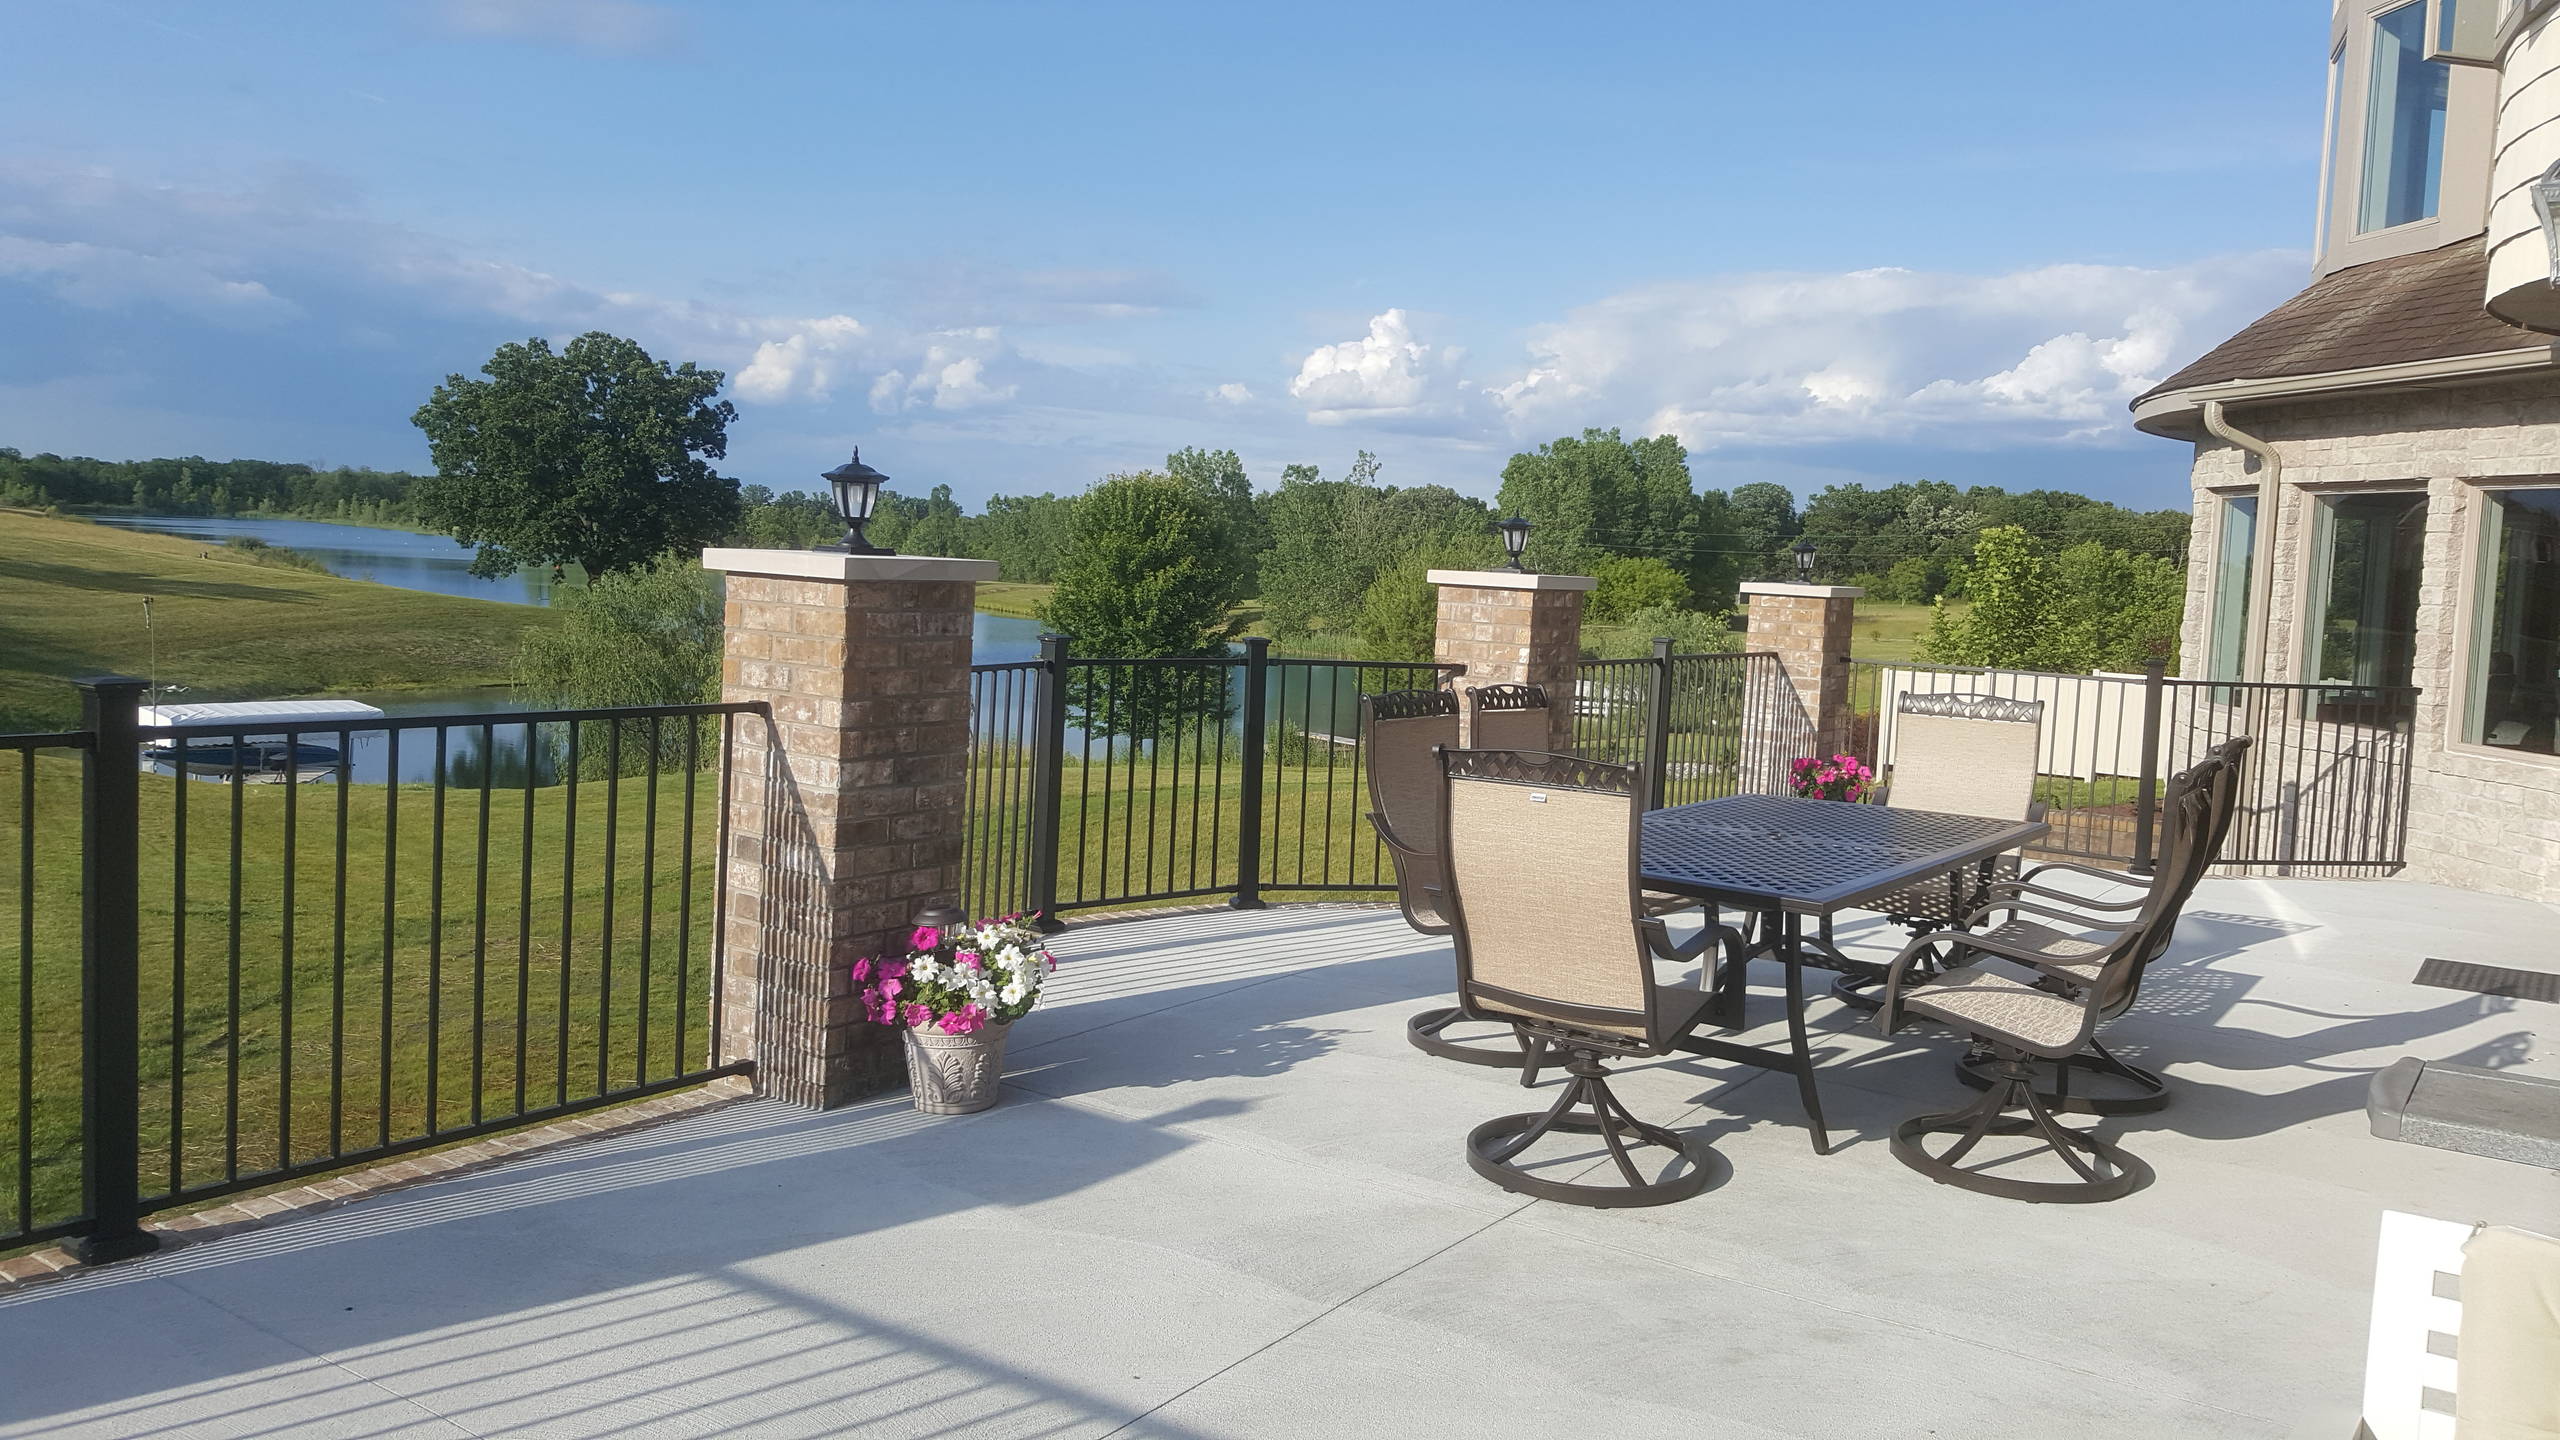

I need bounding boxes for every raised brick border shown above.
[0,1080,748,1292]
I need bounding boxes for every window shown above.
[2312,493,2428,692]
[2467,489,2560,754]
[2360,2,2451,232]
[2209,495,2258,681]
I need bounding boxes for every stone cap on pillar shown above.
[1738,582,1865,600]
[1426,569,1597,592]
[701,548,999,583]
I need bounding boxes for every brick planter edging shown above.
[0,1078,750,1292]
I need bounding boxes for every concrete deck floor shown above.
[1,877,2555,1438]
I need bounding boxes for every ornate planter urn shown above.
[903,1020,1011,1115]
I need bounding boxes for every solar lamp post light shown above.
[1793,538,1818,582]
[1496,515,1533,572]
[818,450,893,555]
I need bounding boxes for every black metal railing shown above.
[2,723,96,1251]
[1846,659,2418,872]
[0,679,760,1259]
[956,639,1800,920]
[1576,647,1801,808]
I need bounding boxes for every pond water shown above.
[102,515,1375,782]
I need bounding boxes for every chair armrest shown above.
[1875,930,1954,1036]
[2017,858,2151,891]
[1367,811,1427,859]
[1963,894,2146,932]
[1640,916,1715,964]
[2026,798,2049,824]
[1977,878,2148,913]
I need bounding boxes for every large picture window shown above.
[2312,492,2427,691]
[2467,488,2560,755]
[2208,495,2257,681]
[2360,2,2450,232]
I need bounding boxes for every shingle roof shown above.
[2132,237,2544,406]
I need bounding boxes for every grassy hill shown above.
[0,510,540,730]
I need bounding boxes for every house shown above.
[2134,0,2560,904]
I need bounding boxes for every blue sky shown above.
[4,1,2329,510]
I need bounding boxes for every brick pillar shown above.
[1740,581,1863,759]
[700,548,997,1109]
[1428,569,1596,750]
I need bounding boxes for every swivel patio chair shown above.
[1943,735,2254,1115]
[1464,682,1553,752]
[1439,748,1720,1208]
[1361,688,1531,1070]
[1871,746,2246,1202]
[1827,692,2047,1010]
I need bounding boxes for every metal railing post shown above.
[1229,637,1270,910]
[2128,660,2167,876]
[73,676,158,1265]
[1642,637,1674,811]
[1026,635,1069,933]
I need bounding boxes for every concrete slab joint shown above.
[702,547,984,1108]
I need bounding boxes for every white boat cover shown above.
[139,700,387,728]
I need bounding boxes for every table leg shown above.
[1780,912,1831,1156]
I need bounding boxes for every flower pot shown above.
[903,1020,1011,1115]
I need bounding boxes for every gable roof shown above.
[2132,237,2545,408]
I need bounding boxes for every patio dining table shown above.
[1639,792,2049,1155]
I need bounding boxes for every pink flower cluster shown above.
[1788,753,1875,803]
[852,913,1056,1039]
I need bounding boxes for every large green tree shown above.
[1257,452,1493,643]
[1166,445,1266,590]
[1494,429,1700,586]
[1042,472,1246,737]
[411,332,742,578]
[1921,525,2183,673]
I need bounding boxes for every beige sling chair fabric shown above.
[1443,754,1655,1039]
[1861,692,2046,927]
[1361,690,1461,933]
[1465,683,1552,752]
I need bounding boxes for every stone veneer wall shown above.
[2175,377,2560,902]
[718,570,977,1106]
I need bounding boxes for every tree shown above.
[1166,446,1266,590]
[1588,555,1691,622]
[1041,473,1246,738]
[1494,429,1701,585]
[1256,453,1492,643]
[1583,604,1737,659]
[1724,481,1801,584]
[1921,526,2183,673]
[411,332,741,578]
[515,552,722,708]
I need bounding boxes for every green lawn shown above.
[0,509,540,731]
[1844,598,1951,664]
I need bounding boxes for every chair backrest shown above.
[1361,689,1461,933]
[2096,736,2253,1014]
[1438,749,1659,1044]
[1466,683,1551,753]
[1885,692,2043,823]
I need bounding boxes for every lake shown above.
[89,513,1053,663]
[100,515,1376,784]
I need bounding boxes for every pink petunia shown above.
[902,1001,931,1028]
[956,951,982,971]
[878,959,909,982]
[851,956,874,985]
[940,1003,988,1036]
[877,976,902,1003]
[909,926,942,951]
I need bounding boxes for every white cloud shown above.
[733,315,869,403]
[867,329,1018,414]
[424,0,683,53]
[1288,308,1471,427]
[0,235,299,326]
[1210,382,1253,404]
[1487,255,2302,450]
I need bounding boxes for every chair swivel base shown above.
[1891,1059,2151,1204]
[1466,1064,1710,1209]
[1407,1006,1533,1069]
[1953,1041,2169,1116]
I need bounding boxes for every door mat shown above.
[2414,958,2560,1004]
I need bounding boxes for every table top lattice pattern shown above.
[1640,793,2046,914]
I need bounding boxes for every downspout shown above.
[2202,399,2282,682]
